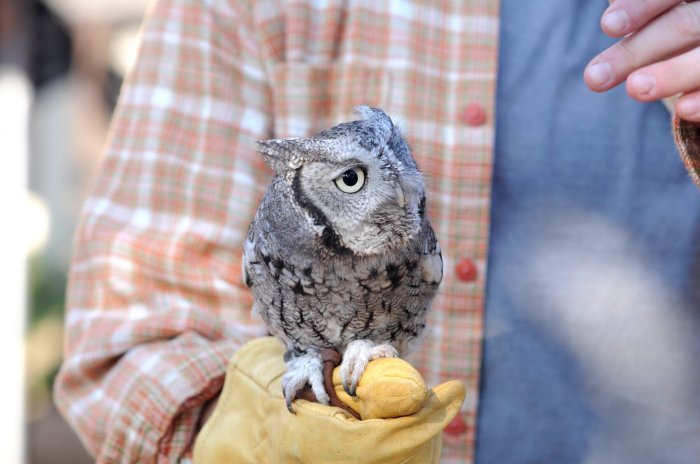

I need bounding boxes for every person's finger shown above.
[585,2,700,92]
[626,47,700,101]
[601,0,685,37]
[676,89,700,122]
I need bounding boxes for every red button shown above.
[462,103,487,126]
[456,259,478,282]
[445,414,467,436]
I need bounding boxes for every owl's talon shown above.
[282,352,328,413]
[340,340,398,397]
[348,368,363,396]
[286,395,297,414]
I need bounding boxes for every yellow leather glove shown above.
[193,337,466,464]
[330,354,430,420]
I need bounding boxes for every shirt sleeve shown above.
[53,0,272,461]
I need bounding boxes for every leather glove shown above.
[193,337,465,464]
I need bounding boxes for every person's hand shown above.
[193,337,465,464]
[584,0,700,122]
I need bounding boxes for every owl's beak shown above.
[394,184,406,209]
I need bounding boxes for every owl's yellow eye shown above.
[334,167,366,193]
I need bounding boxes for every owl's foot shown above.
[340,340,398,396]
[282,352,329,413]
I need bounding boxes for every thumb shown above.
[415,380,466,428]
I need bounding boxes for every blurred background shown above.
[1,0,149,461]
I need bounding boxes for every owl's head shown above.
[257,106,426,256]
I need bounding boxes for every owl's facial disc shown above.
[290,155,422,256]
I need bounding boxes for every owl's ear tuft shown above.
[256,139,303,173]
[354,106,394,141]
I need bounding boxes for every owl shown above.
[243,106,443,411]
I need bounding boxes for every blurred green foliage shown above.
[28,254,67,327]
[27,252,67,400]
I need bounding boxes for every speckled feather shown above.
[243,107,442,407]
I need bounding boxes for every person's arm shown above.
[53,0,271,461]
[584,0,700,122]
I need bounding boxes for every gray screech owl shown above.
[243,106,443,411]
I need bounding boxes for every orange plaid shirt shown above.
[57,0,515,462]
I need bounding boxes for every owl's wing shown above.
[242,251,252,288]
[419,224,443,285]
[242,231,256,288]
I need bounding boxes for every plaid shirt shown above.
[55,0,700,462]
